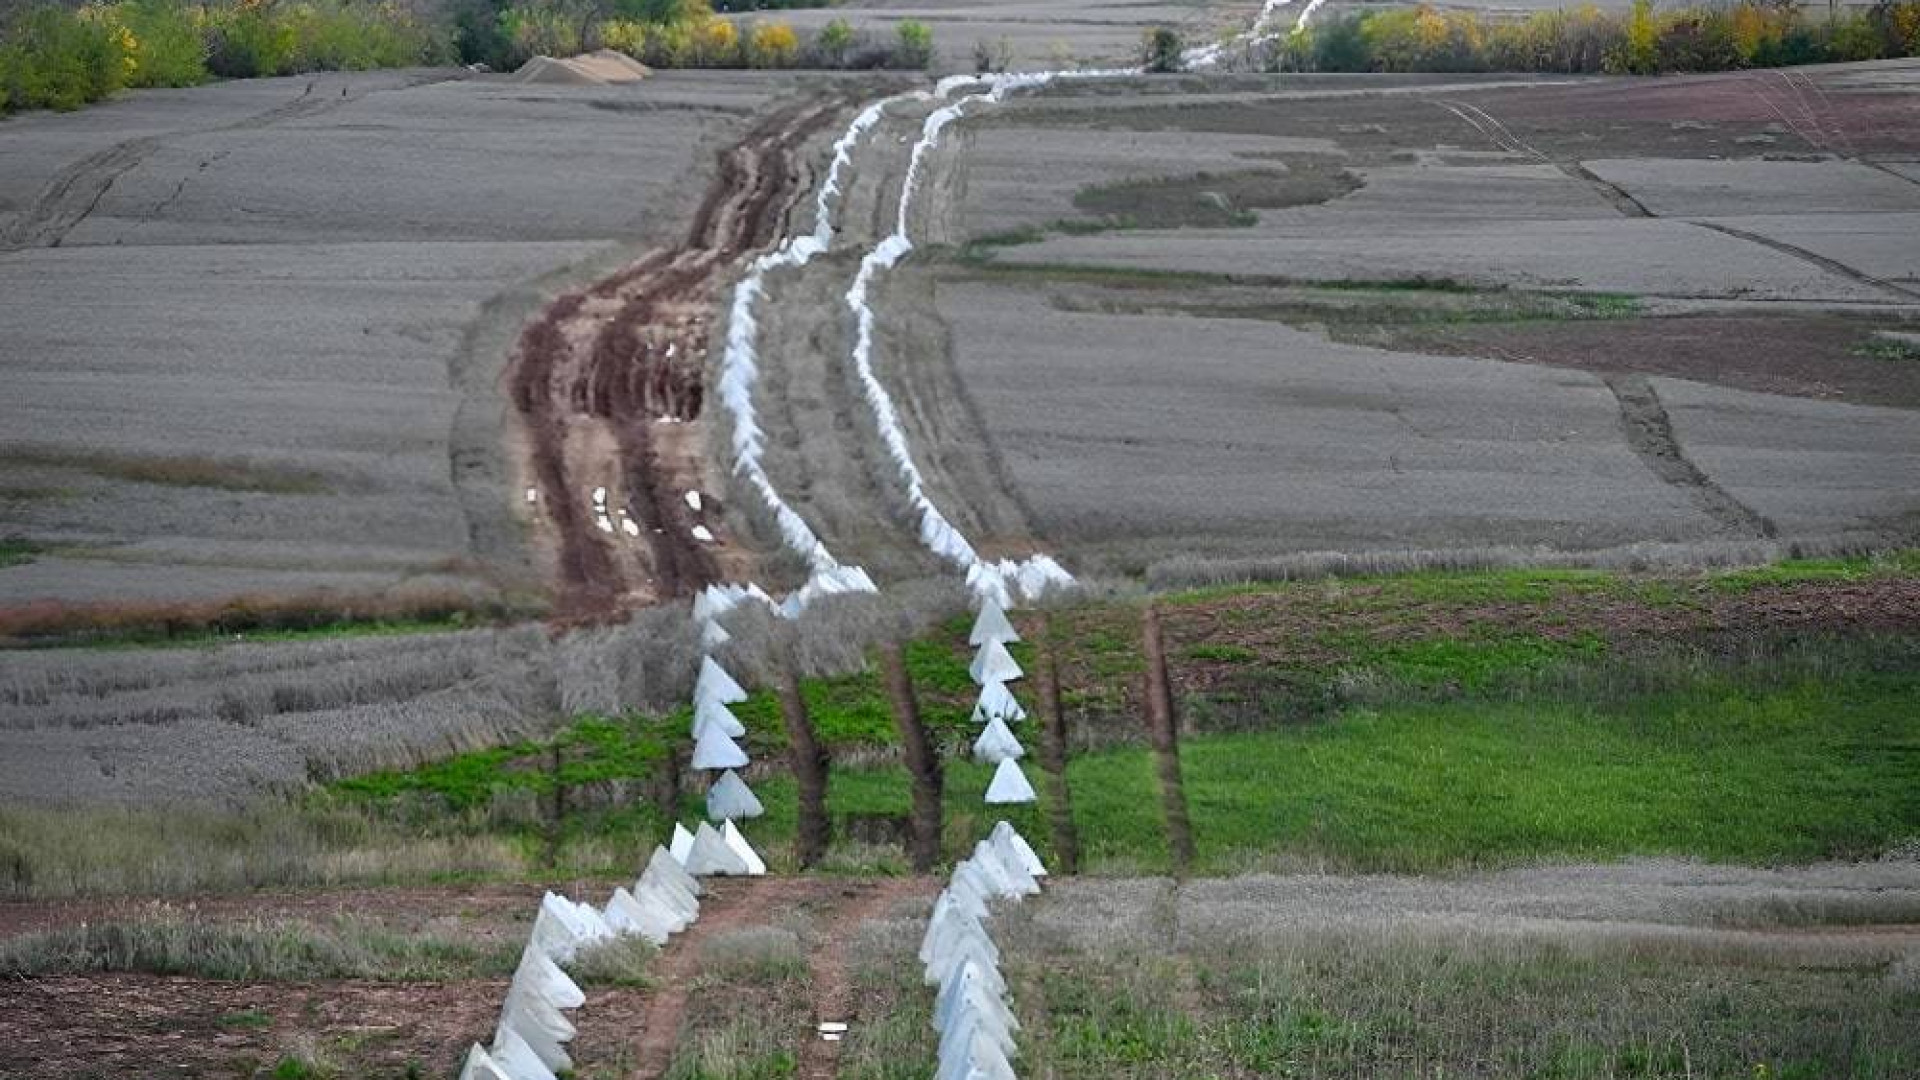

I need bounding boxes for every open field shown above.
[3,15,1919,1080]
[0,67,817,615]
[860,66,1920,576]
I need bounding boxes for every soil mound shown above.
[514,51,651,85]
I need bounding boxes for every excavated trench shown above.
[508,96,850,624]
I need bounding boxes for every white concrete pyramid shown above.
[706,768,764,820]
[510,945,583,1011]
[605,886,676,945]
[969,639,1023,686]
[690,725,749,770]
[692,584,743,623]
[939,876,990,923]
[964,846,1021,899]
[970,680,1026,724]
[967,842,1026,897]
[490,1026,558,1080]
[935,958,1012,1031]
[918,895,973,965]
[529,892,595,962]
[669,823,695,865]
[695,655,747,704]
[925,925,1001,987]
[498,995,572,1075]
[976,840,1039,896]
[936,1020,1018,1080]
[646,844,704,897]
[633,877,695,929]
[984,758,1036,804]
[459,1045,512,1080]
[990,821,1047,879]
[577,897,617,944]
[684,821,749,876]
[936,970,1020,1044]
[972,717,1024,765]
[722,819,768,876]
[922,912,1002,982]
[692,697,747,739]
[701,619,732,650]
[969,599,1020,646]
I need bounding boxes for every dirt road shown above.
[508,95,857,624]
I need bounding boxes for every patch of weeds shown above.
[570,935,657,988]
[1853,336,1920,363]
[0,538,43,568]
[1185,642,1258,663]
[1703,553,1917,592]
[1070,166,1363,231]
[0,486,71,502]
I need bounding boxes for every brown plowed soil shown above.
[508,96,853,625]
[1391,313,1920,410]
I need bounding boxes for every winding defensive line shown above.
[720,4,1289,612]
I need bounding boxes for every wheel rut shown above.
[619,875,935,1080]
[1606,373,1775,539]
[506,95,851,625]
[1,75,436,251]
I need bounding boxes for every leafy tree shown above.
[748,20,796,65]
[895,18,931,67]
[815,16,852,65]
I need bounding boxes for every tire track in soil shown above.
[795,876,936,1080]
[621,875,935,1080]
[1,76,443,251]
[508,96,848,625]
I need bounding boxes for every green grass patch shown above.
[0,538,42,569]
[1854,336,1920,363]
[1169,669,1920,873]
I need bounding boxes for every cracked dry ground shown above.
[507,94,854,625]
[0,876,936,1080]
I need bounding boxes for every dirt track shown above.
[507,95,853,624]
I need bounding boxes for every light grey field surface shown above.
[935,280,1726,566]
[0,69,800,609]
[743,0,1259,71]
[889,67,1920,573]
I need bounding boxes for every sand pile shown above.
[514,49,651,85]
